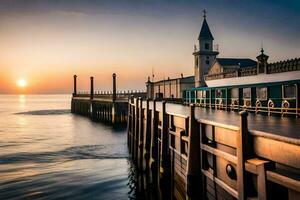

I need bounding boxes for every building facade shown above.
[146,75,194,99]
[147,11,300,109]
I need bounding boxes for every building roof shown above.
[256,48,269,60]
[147,75,195,85]
[198,18,214,40]
[216,58,257,68]
[267,57,300,74]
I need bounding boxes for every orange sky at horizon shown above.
[0,1,299,94]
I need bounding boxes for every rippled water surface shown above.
[0,95,138,200]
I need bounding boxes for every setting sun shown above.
[17,79,27,88]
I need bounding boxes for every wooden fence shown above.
[127,97,300,200]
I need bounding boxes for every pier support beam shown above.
[237,111,250,200]
[138,97,144,170]
[150,99,159,185]
[160,100,171,199]
[90,76,94,100]
[73,74,77,96]
[143,99,152,172]
[186,104,201,200]
[113,73,116,102]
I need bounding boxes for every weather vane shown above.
[203,9,207,18]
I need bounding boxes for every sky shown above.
[0,0,299,94]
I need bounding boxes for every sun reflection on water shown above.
[18,95,26,110]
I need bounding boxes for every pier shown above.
[71,75,300,200]
[127,97,300,200]
[71,74,146,125]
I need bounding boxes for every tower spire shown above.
[261,42,264,54]
[198,10,214,40]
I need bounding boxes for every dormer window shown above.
[205,43,210,50]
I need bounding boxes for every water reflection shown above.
[0,95,139,200]
[18,95,26,110]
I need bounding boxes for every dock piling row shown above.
[127,97,300,200]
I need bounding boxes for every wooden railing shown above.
[75,91,147,100]
[127,97,300,200]
[184,93,299,117]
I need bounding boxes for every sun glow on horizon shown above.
[17,79,27,88]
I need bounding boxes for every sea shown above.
[0,95,141,200]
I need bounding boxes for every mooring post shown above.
[150,98,159,185]
[186,103,201,200]
[112,73,117,102]
[133,98,139,163]
[237,111,249,200]
[127,97,132,152]
[160,100,171,199]
[90,76,94,100]
[130,97,135,157]
[143,98,151,172]
[73,75,77,96]
[138,97,144,170]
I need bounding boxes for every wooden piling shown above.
[90,76,94,100]
[138,97,144,170]
[150,99,159,185]
[237,111,249,200]
[186,103,201,200]
[160,100,171,199]
[113,73,116,102]
[73,74,77,96]
[143,99,152,172]
[133,98,139,163]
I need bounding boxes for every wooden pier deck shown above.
[70,74,299,199]
[128,97,300,200]
[154,102,300,140]
[71,74,146,124]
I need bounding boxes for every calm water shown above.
[0,95,139,200]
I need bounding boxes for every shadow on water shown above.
[0,145,155,200]
[127,160,163,200]
[1,106,159,199]
[15,109,71,115]
[0,144,129,165]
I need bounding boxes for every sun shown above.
[17,79,27,88]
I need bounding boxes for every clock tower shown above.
[194,10,219,87]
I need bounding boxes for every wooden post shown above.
[237,111,249,200]
[127,98,132,151]
[113,73,116,102]
[133,98,139,163]
[160,100,171,199]
[142,98,151,172]
[90,76,94,100]
[160,101,170,177]
[73,75,77,96]
[130,97,135,158]
[138,97,144,170]
[150,99,159,184]
[186,103,201,200]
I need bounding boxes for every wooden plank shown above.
[202,169,238,198]
[267,170,300,192]
[198,118,239,131]
[201,144,238,164]
[236,111,250,200]
[173,115,188,129]
[214,126,237,148]
[215,156,237,190]
[253,136,300,169]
